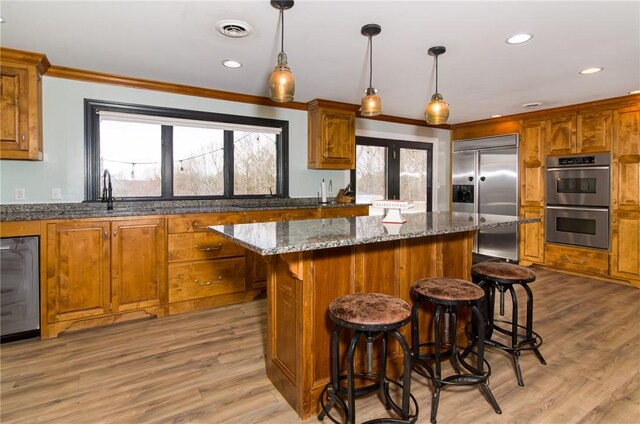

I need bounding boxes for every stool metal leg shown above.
[379,332,390,410]
[472,304,502,414]
[522,283,546,366]
[507,284,524,386]
[391,329,414,421]
[431,304,443,424]
[346,331,362,424]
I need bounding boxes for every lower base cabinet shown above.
[519,206,545,265]
[39,206,370,337]
[610,211,640,285]
[544,243,609,276]
[45,218,166,337]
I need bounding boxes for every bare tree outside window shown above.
[173,126,224,196]
[400,149,428,213]
[355,144,386,203]
[234,132,277,195]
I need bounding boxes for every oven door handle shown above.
[546,205,609,212]
[547,166,610,171]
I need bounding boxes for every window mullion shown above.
[161,126,173,199]
[388,143,399,200]
[224,130,234,197]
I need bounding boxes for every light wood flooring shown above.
[1,267,639,423]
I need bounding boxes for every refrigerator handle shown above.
[480,176,486,182]
[467,176,473,182]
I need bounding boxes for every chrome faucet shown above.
[101,169,114,210]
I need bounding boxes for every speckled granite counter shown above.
[209,211,537,255]
[0,199,366,222]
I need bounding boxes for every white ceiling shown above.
[1,0,639,124]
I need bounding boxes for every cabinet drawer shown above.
[245,210,288,223]
[169,257,246,302]
[287,208,319,221]
[544,243,609,276]
[168,232,244,262]
[320,206,369,219]
[168,213,243,234]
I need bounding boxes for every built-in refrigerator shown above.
[452,135,519,261]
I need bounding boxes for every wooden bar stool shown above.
[471,262,546,386]
[318,293,418,424]
[411,277,501,424]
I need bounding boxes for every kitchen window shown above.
[350,136,433,213]
[84,100,288,200]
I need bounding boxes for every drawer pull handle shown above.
[562,255,586,265]
[194,243,223,252]
[195,276,223,286]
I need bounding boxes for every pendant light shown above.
[360,24,382,116]
[269,0,295,102]
[424,46,450,125]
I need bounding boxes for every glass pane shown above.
[355,145,387,214]
[100,119,162,197]
[234,132,277,195]
[173,126,224,196]
[400,148,428,213]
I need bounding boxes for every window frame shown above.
[350,136,433,211]
[84,99,289,201]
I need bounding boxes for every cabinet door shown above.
[547,115,577,155]
[322,109,355,164]
[521,120,546,206]
[610,212,640,283]
[111,218,166,312]
[0,67,29,153]
[578,110,612,153]
[518,207,544,265]
[47,221,111,322]
[612,105,640,211]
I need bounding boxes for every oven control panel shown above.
[558,156,595,166]
[547,152,610,168]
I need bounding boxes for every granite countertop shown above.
[209,212,539,255]
[0,199,367,222]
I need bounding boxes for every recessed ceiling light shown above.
[579,67,603,75]
[628,89,640,95]
[506,33,533,44]
[522,102,543,109]
[0,17,5,23]
[490,114,503,118]
[222,60,242,69]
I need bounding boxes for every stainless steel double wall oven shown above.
[545,153,610,250]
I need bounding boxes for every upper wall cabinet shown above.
[520,119,546,206]
[307,99,357,169]
[0,48,50,160]
[546,110,612,156]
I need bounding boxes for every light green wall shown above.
[0,77,450,209]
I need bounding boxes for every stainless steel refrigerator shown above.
[452,135,519,261]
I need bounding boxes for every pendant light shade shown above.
[269,1,295,102]
[360,24,382,117]
[425,46,449,125]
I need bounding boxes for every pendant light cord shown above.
[280,9,285,53]
[435,54,439,94]
[368,35,373,88]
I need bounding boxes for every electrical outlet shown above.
[52,187,62,200]
[15,188,26,200]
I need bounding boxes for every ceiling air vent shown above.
[522,102,543,109]
[216,20,253,38]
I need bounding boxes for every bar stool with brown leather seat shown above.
[471,262,546,386]
[411,277,501,424]
[318,293,418,424]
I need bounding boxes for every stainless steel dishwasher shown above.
[1,236,40,342]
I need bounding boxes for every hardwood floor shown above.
[1,267,639,423]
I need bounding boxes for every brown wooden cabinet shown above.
[546,110,612,156]
[610,211,640,283]
[0,48,49,160]
[544,243,609,276]
[520,119,546,206]
[307,99,357,169]
[518,206,545,265]
[45,217,166,336]
[167,212,260,315]
[612,105,640,212]
[320,205,370,219]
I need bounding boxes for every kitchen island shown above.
[210,212,537,419]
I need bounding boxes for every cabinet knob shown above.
[103,230,108,239]
[21,134,26,142]
[113,230,117,237]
